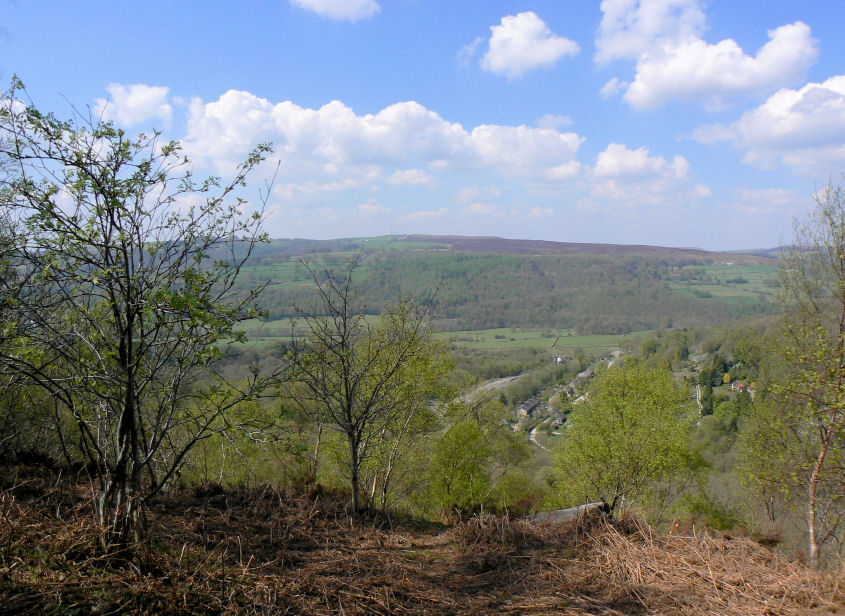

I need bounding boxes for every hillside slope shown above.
[239,235,780,333]
[401,234,735,257]
[1,461,841,616]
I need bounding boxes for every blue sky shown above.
[3,0,845,250]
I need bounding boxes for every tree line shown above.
[248,249,775,334]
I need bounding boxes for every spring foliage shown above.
[740,181,845,569]
[553,360,695,514]
[0,78,276,543]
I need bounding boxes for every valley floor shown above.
[0,461,841,615]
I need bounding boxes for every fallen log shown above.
[526,501,610,526]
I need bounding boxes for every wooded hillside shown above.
[238,234,779,333]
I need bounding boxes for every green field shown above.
[439,327,655,351]
[667,264,779,304]
[233,319,654,353]
[234,314,384,346]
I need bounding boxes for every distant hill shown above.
[401,234,744,259]
[260,234,776,263]
[727,245,789,258]
[238,235,781,334]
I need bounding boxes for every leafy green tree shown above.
[740,182,845,569]
[713,399,740,431]
[425,419,491,515]
[287,256,445,513]
[553,360,696,515]
[415,386,538,519]
[641,337,658,357]
[360,333,454,512]
[0,79,278,544]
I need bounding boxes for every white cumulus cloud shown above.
[736,76,845,151]
[545,161,582,182]
[594,143,689,179]
[481,12,579,79]
[693,75,845,174]
[624,22,819,110]
[590,143,697,208]
[596,1,819,110]
[95,83,172,128]
[290,0,379,21]
[183,89,584,191]
[468,123,584,178]
[596,0,706,63]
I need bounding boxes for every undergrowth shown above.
[0,461,842,615]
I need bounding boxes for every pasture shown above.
[441,327,654,351]
[667,264,779,305]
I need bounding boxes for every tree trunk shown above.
[807,401,838,571]
[311,424,322,481]
[808,475,819,570]
[807,434,831,571]
[380,441,401,511]
[97,388,145,547]
[380,462,392,511]
[349,435,361,513]
[98,471,145,547]
[370,471,378,502]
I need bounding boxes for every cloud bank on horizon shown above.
[3,0,844,250]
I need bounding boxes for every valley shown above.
[236,234,780,339]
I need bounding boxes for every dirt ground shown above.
[0,461,842,615]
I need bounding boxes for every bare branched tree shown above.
[0,77,281,545]
[286,256,445,513]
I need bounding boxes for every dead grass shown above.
[558,514,844,615]
[0,462,842,615]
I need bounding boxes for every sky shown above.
[2,0,845,250]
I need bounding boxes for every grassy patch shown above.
[439,328,654,351]
[667,264,779,305]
